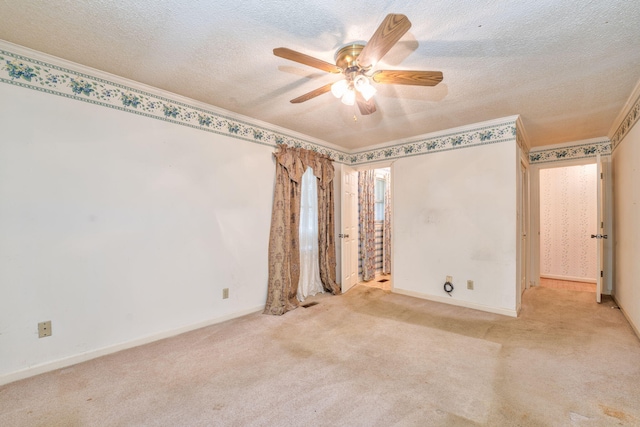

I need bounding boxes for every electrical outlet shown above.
[222,288,229,299]
[38,321,52,338]
[467,280,474,290]
[446,276,453,283]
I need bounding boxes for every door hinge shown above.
[601,172,603,179]
[601,271,604,278]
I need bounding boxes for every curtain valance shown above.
[273,145,334,189]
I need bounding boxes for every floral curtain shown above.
[316,162,339,297]
[358,170,376,281]
[264,145,340,316]
[383,172,392,274]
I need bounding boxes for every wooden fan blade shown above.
[290,83,334,103]
[356,93,377,115]
[274,48,341,74]
[357,14,411,69]
[372,70,443,86]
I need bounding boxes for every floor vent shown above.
[301,302,319,308]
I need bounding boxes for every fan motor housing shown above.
[334,43,366,70]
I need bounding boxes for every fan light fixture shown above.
[331,75,377,105]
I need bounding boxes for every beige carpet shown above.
[1,285,639,426]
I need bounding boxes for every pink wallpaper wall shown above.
[540,164,597,282]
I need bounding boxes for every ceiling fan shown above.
[273,13,443,116]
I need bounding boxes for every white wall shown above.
[539,164,597,282]
[612,120,640,337]
[0,82,275,383]
[393,141,518,316]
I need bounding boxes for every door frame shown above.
[529,156,613,295]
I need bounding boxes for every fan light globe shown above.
[341,88,356,106]
[361,84,377,101]
[353,75,367,90]
[331,80,349,98]
[353,75,377,101]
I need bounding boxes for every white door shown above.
[341,165,358,293]
[594,155,607,303]
[520,160,529,296]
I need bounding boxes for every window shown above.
[375,177,385,221]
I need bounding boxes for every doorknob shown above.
[339,234,350,238]
[590,234,608,239]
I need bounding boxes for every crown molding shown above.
[609,76,640,151]
[515,115,530,154]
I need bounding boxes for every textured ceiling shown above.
[1,0,639,149]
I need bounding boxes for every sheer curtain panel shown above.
[297,167,324,301]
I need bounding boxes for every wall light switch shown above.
[38,321,52,338]
[446,276,453,283]
[222,288,229,299]
[467,280,474,290]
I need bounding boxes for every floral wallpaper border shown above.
[610,91,640,151]
[349,120,517,164]
[528,139,611,164]
[0,47,351,163]
[1,45,522,166]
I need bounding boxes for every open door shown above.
[341,165,358,293]
[593,155,607,303]
[519,160,529,299]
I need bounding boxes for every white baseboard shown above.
[0,305,264,386]
[612,295,640,341]
[392,288,518,318]
[541,274,596,283]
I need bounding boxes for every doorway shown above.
[340,164,393,293]
[538,163,598,292]
[358,167,392,290]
